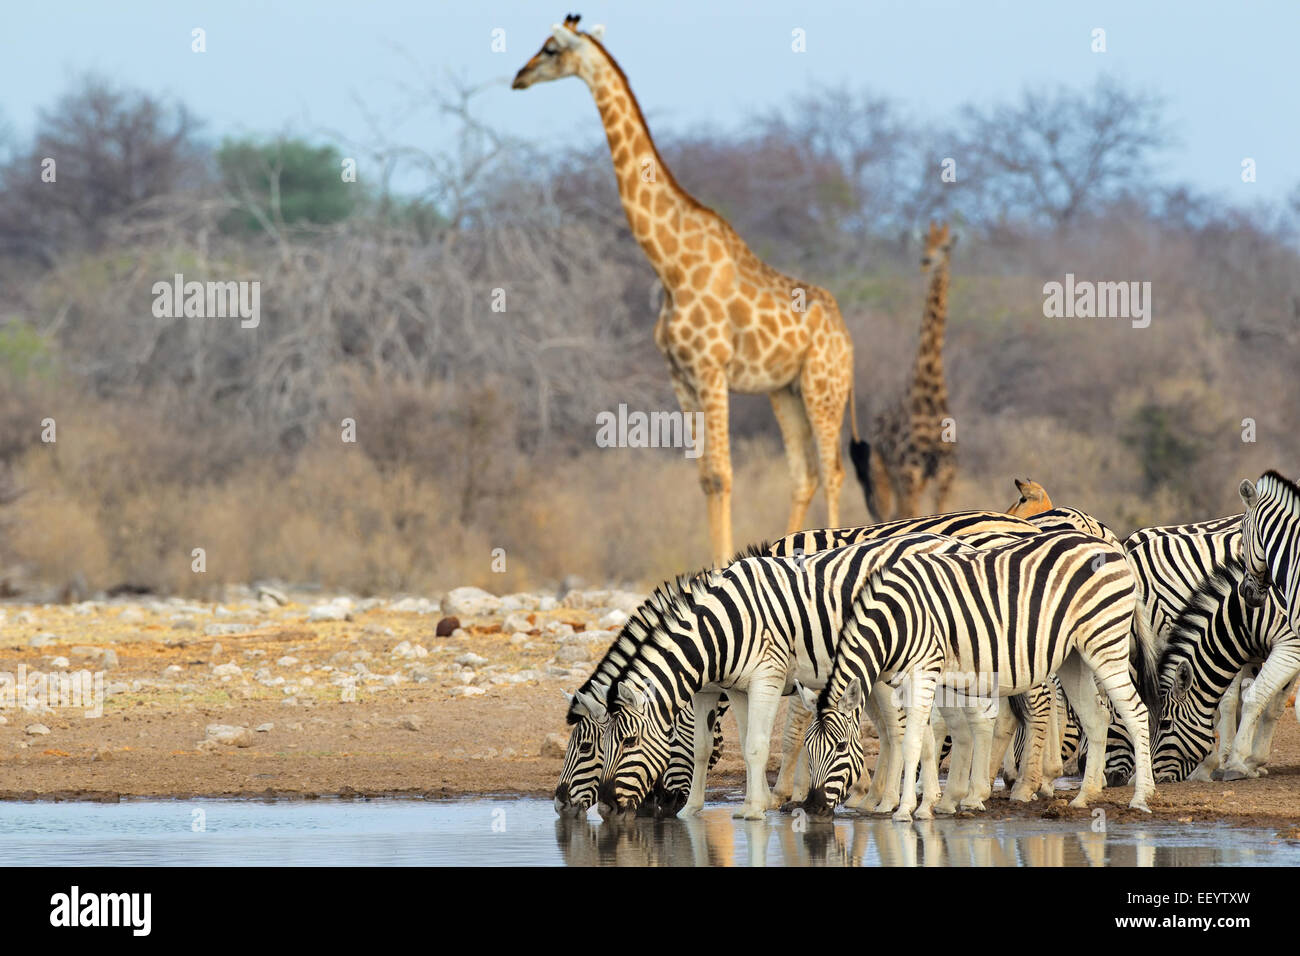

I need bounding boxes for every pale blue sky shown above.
[2,1,1295,203]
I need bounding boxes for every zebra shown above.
[799,530,1159,821]
[769,506,1116,806]
[587,532,986,822]
[1116,504,1298,780]
[555,686,728,818]
[555,510,1047,818]
[1154,559,1299,782]
[1240,471,1300,627]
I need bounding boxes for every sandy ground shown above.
[2,589,1299,829]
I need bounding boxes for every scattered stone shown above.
[212,662,243,678]
[70,646,102,660]
[162,665,183,677]
[25,724,51,736]
[541,732,568,758]
[204,622,248,636]
[50,656,70,669]
[308,602,350,622]
[449,686,485,698]
[119,607,145,623]
[556,645,590,663]
[509,632,529,645]
[277,656,299,667]
[390,596,436,614]
[450,628,469,641]
[544,620,574,639]
[444,587,501,618]
[401,716,424,731]
[282,697,299,706]
[255,722,274,733]
[257,585,288,606]
[598,609,629,629]
[502,612,535,634]
[102,649,119,669]
[28,633,55,648]
[435,616,461,637]
[456,653,488,667]
[538,596,558,612]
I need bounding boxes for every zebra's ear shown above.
[617,683,647,714]
[793,680,818,713]
[1239,479,1259,510]
[838,678,864,715]
[1173,659,1193,699]
[562,690,574,704]
[574,686,607,721]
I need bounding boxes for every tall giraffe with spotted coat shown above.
[513,15,863,563]
[853,221,957,521]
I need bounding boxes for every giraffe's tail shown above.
[848,435,880,523]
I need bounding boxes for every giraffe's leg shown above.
[895,464,924,519]
[867,449,894,523]
[691,368,733,563]
[769,388,819,534]
[800,363,849,529]
[929,457,956,515]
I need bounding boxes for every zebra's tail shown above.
[1007,691,1031,728]
[1130,600,1162,741]
[849,437,881,523]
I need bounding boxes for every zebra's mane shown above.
[815,567,889,713]
[1157,562,1241,679]
[1259,470,1300,512]
[574,543,770,713]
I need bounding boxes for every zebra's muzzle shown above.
[803,787,835,820]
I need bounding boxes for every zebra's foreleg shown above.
[682,689,723,817]
[1041,684,1064,796]
[1224,650,1300,780]
[1209,669,1246,779]
[736,681,783,819]
[918,723,941,817]
[773,695,813,805]
[895,672,939,823]
[989,704,1017,793]
[866,686,903,813]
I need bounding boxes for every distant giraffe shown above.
[513,15,863,563]
[852,222,956,521]
[1007,478,1053,517]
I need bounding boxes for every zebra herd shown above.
[553,471,1300,823]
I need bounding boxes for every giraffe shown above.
[850,221,956,522]
[1006,478,1053,517]
[512,15,861,563]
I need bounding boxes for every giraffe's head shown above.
[920,220,955,272]
[1007,478,1052,517]
[511,14,607,90]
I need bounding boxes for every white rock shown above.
[543,620,574,639]
[28,633,55,648]
[541,732,568,758]
[102,649,119,669]
[212,662,243,678]
[538,596,558,612]
[277,656,299,667]
[556,645,590,663]
[163,665,184,677]
[389,596,436,614]
[307,603,349,622]
[50,656,70,668]
[449,686,485,698]
[456,653,488,667]
[255,722,274,732]
[502,612,534,634]
[25,723,50,735]
[205,724,253,747]
[257,585,288,606]
[443,586,501,618]
[598,609,629,629]
[509,632,529,645]
[119,607,145,623]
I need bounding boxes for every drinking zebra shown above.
[800,531,1159,821]
[1154,560,1298,781]
[589,532,986,821]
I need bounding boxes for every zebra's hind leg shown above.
[1080,655,1155,812]
[1249,674,1299,775]
[1056,655,1112,809]
[934,705,972,814]
[989,704,1017,794]
[918,724,941,818]
[1009,691,1048,803]
[962,704,996,810]
[1209,669,1246,780]
[1040,684,1064,798]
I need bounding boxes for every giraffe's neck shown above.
[908,259,949,409]
[580,47,700,283]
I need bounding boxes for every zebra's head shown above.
[801,678,865,820]
[598,682,672,822]
[555,685,609,816]
[1238,478,1272,609]
[1152,654,1212,782]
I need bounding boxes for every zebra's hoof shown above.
[680,804,704,818]
[959,800,985,812]
[734,806,767,820]
[915,806,934,821]
[891,809,913,823]
[933,803,957,816]
[1210,768,1225,782]
[1129,799,1152,813]
[778,800,802,814]
[1221,768,1248,782]
[1257,767,1269,777]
